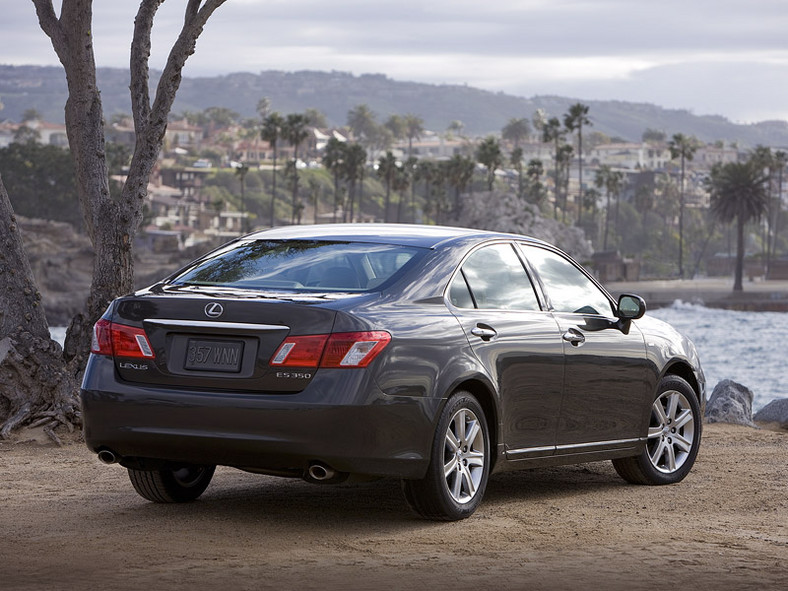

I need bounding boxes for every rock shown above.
[753,398,788,429]
[704,379,757,427]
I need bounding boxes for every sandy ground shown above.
[1,423,786,591]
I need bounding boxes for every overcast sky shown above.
[2,0,787,123]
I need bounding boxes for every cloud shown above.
[2,0,788,124]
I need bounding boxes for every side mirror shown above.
[617,294,646,320]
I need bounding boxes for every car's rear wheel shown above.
[402,391,490,521]
[613,375,701,485]
[128,464,216,503]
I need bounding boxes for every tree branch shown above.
[149,0,227,138]
[31,0,67,62]
[130,0,163,135]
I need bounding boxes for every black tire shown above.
[613,375,701,485]
[402,391,490,521]
[128,464,216,503]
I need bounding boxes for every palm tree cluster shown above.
[346,104,424,159]
[171,101,787,287]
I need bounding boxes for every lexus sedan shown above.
[81,224,705,520]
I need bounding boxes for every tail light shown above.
[271,331,391,369]
[91,319,155,359]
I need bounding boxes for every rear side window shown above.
[169,240,423,292]
[451,243,540,311]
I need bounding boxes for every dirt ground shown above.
[1,423,786,591]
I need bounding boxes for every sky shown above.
[2,0,788,124]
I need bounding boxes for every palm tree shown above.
[342,143,366,222]
[446,120,465,139]
[563,103,591,224]
[282,113,310,223]
[556,144,574,222]
[707,158,769,291]
[323,137,346,223]
[446,154,475,214]
[542,117,565,217]
[304,108,328,129]
[431,161,450,224]
[377,151,398,222]
[772,151,787,268]
[526,158,545,204]
[502,118,531,148]
[476,136,503,191]
[384,114,405,143]
[404,156,419,222]
[307,177,322,224]
[595,165,624,251]
[668,133,699,277]
[633,184,655,239]
[403,114,425,157]
[392,164,412,223]
[261,112,284,226]
[415,160,437,221]
[234,162,249,233]
[347,104,378,151]
[510,147,524,199]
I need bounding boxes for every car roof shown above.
[244,223,548,249]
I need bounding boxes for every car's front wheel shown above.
[128,464,216,503]
[613,375,701,485]
[402,391,490,521]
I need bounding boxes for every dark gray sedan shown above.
[81,224,704,520]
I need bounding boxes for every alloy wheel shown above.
[646,389,696,474]
[443,408,486,504]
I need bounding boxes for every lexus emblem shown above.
[204,302,224,318]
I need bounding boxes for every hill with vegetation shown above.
[2,64,788,147]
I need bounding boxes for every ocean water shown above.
[649,302,785,411]
[51,302,784,411]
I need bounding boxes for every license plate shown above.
[184,339,244,372]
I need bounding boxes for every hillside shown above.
[2,64,788,146]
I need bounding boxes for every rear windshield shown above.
[169,240,424,292]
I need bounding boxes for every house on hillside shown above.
[588,142,671,170]
[0,119,68,148]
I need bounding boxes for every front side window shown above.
[451,243,540,311]
[169,240,423,292]
[520,245,613,316]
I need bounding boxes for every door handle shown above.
[562,329,585,346]
[471,326,497,341]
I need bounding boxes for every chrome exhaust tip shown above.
[307,462,336,481]
[97,449,118,465]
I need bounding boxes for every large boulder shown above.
[753,398,788,429]
[704,379,757,427]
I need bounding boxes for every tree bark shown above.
[0,174,79,441]
[734,216,745,292]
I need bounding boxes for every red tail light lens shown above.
[270,335,329,368]
[90,319,155,359]
[91,318,113,355]
[270,331,391,369]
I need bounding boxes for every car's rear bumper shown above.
[80,356,439,479]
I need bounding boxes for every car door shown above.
[447,242,564,457]
[518,243,651,451]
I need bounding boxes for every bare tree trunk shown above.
[0,175,79,441]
